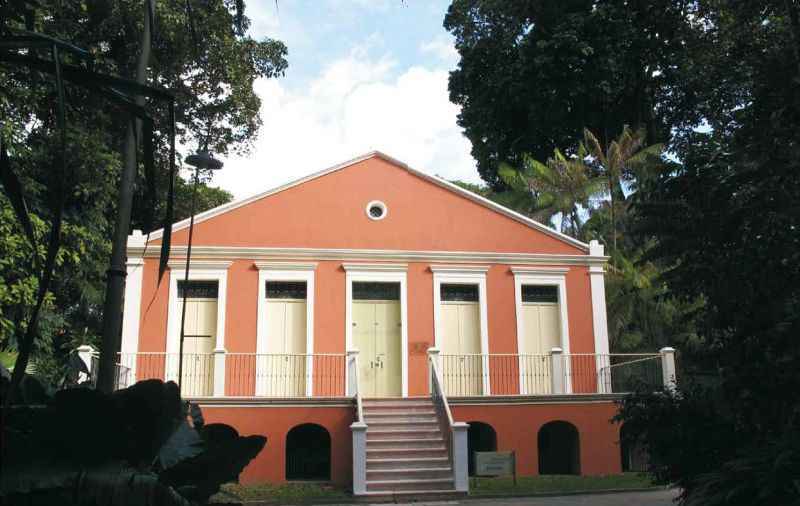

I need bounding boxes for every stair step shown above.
[355,490,465,501]
[367,447,448,459]
[367,418,439,425]
[366,456,450,469]
[367,467,453,481]
[367,429,441,440]
[367,435,444,447]
[366,477,455,492]
[363,410,437,418]
[363,397,432,403]
[366,423,439,431]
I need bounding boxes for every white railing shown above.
[428,348,468,493]
[439,349,672,396]
[117,352,347,397]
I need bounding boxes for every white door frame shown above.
[255,262,317,396]
[511,266,571,394]
[165,260,232,382]
[343,263,408,398]
[431,265,490,396]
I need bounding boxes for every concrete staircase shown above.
[361,397,462,499]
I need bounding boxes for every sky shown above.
[212,0,481,199]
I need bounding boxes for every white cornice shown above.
[510,266,570,275]
[140,151,590,252]
[134,246,608,266]
[166,259,232,270]
[429,264,490,274]
[342,262,408,272]
[254,261,318,271]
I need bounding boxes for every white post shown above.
[76,344,96,384]
[122,231,145,382]
[347,349,359,397]
[213,349,226,397]
[427,347,441,393]
[452,422,469,492]
[550,347,565,394]
[660,347,676,391]
[351,421,368,495]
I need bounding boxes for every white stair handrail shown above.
[348,349,367,495]
[428,347,468,493]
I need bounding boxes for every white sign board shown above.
[475,451,516,477]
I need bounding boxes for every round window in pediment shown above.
[366,200,387,221]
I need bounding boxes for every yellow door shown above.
[264,299,307,396]
[180,297,216,397]
[519,285,561,394]
[440,301,482,396]
[353,300,402,397]
[353,302,377,397]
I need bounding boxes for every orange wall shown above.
[136,259,598,394]
[201,405,354,486]
[199,402,622,485]
[150,157,584,255]
[452,402,622,476]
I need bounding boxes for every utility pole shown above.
[97,0,153,393]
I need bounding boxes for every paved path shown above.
[346,489,679,506]
[453,489,678,506]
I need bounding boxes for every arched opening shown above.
[286,423,331,480]
[467,421,497,476]
[620,424,649,472]
[538,421,580,475]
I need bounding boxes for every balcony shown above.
[108,347,675,398]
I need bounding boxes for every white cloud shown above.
[214,43,479,199]
[420,34,459,68]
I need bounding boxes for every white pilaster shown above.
[351,421,368,495]
[213,349,226,397]
[122,230,146,381]
[452,422,470,492]
[588,241,611,394]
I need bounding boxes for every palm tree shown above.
[498,146,606,237]
[582,126,664,255]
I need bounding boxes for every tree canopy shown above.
[448,1,800,502]
[444,0,697,188]
[0,0,282,380]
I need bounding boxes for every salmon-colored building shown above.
[119,152,674,497]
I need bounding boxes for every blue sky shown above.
[214,0,481,199]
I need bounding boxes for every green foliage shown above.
[444,0,696,187]
[1,379,267,505]
[0,0,277,371]
[498,147,606,236]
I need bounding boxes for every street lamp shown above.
[177,149,223,393]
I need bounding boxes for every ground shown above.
[215,475,675,505]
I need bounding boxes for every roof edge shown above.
[144,150,589,252]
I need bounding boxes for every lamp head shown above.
[184,150,223,171]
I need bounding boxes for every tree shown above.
[0,1,283,388]
[497,147,605,236]
[618,1,800,504]
[444,0,697,187]
[582,125,663,256]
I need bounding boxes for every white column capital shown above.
[127,229,146,248]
